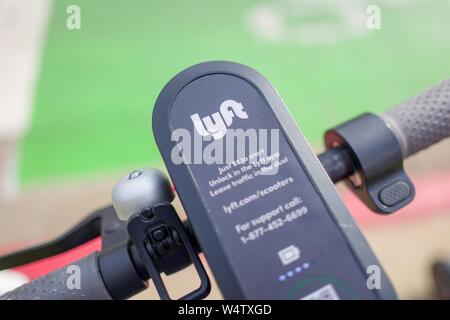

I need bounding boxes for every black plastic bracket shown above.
[126,203,210,300]
[325,113,415,214]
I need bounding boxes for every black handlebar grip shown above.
[0,252,112,300]
[381,79,450,158]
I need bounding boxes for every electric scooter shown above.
[0,62,449,300]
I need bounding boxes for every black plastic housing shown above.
[152,61,397,299]
[325,113,415,213]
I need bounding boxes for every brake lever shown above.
[0,205,128,270]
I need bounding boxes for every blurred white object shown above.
[0,270,30,295]
[0,0,51,200]
[246,0,422,46]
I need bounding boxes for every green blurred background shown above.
[22,0,450,184]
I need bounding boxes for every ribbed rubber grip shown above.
[382,79,450,157]
[0,252,112,300]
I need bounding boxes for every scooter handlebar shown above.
[382,79,450,158]
[0,252,112,300]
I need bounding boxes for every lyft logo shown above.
[190,100,249,140]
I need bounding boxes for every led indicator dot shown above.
[295,267,302,273]
[278,275,287,282]
[287,271,294,277]
[303,262,310,269]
